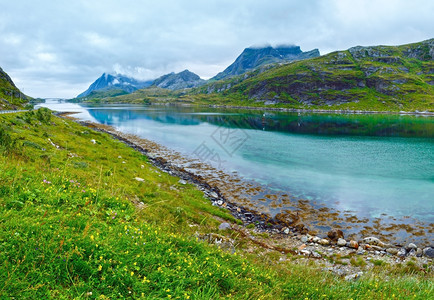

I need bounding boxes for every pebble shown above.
[134,177,145,182]
[407,243,417,250]
[319,239,330,246]
[344,272,363,281]
[363,237,384,247]
[423,247,434,258]
[386,248,399,255]
[283,227,290,234]
[218,222,231,230]
[311,251,322,258]
[337,238,347,246]
[348,240,359,249]
[178,179,187,185]
[416,248,423,257]
[312,236,320,243]
[397,248,407,257]
[210,192,219,199]
[300,235,308,243]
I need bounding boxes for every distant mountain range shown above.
[212,45,319,81]
[0,67,29,109]
[194,38,434,111]
[77,73,153,98]
[76,44,318,98]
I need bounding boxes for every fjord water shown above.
[41,100,434,238]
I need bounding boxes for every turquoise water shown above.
[40,100,434,237]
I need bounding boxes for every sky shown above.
[1,0,433,98]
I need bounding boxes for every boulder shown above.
[386,248,399,255]
[319,239,330,246]
[218,222,231,230]
[406,243,417,250]
[363,237,385,247]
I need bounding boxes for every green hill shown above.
[192,39,434,111]
[0,67,29,110]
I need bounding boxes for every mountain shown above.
[77,73,153,98]
[0,67,29,110]
[212,45,320,81]
[195,39,434,111]
[152,70,205,90]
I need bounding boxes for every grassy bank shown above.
[0,109,432,299]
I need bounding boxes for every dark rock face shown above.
[77,73,153,98]
[212,45,320,80]
[152,70,205,90]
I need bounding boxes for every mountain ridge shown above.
[212,45,320,81]
[151,69,205,90]
[0,67,29,109]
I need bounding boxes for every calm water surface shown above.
[40,100,434,241]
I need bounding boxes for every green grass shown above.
[0,109,432,299]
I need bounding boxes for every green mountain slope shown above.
[0,67,29,110]
[193,39,434,111]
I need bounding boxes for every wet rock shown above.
[337,238,347,247]
[386,248,399,255]
[344,272,363,281]
[327,229,344,241]
[408,249,416,257]
[397,248,407,257]
[363,237,384,247]
[423,247,434,258]
[319,239,330,246]
[406,243,417,250]
[348,240,359,249]
[218,222,231,230]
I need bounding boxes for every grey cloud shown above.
[0,0,432,98]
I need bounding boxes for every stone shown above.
[344,272,363,281]
[337,238,347,247]
[90,139,96,144]
[363,237,384,247]
[311,251,322,258]
[386,248,399,255]
[134,177,145,182]
[312,236,320,243]
[210,192,219,199]
[300,235,308,243]
[178,179,187,185]
[300,250,311,256]
[298,244,307,251]
[423,247,434,258]
[406,243,417,250]
[319,239,330,246]
[416,248,423,257]
[397,248,407,257]
[348,240,359,249]
[370,245,384,251]
[218,223,231,230]
[327,229,344,241]
[282,227,290,234]
[357,249,365,255]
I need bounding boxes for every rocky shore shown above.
[60,113,433,276]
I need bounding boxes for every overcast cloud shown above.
[1,0,433,98]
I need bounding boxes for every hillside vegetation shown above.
[0,67,29,110]
[0,109,432,299]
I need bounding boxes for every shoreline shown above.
[57,111,434,263]
[81,100,434,116]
